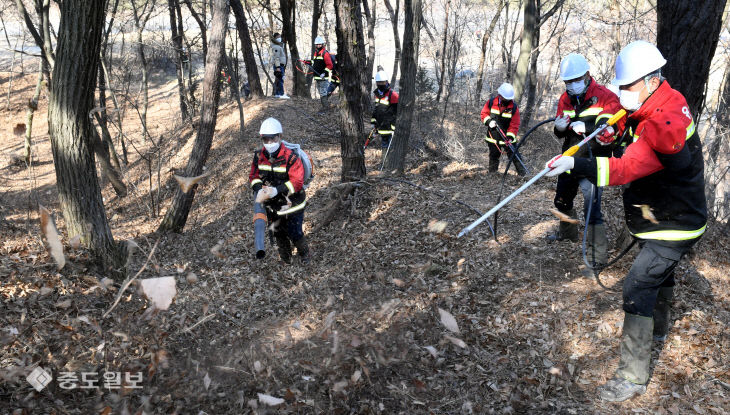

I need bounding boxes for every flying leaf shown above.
[39,205,65,269]
[424,346,439,358]
[253,361,263,373]
[186,272,198,284]
[174,171,210,193]
[257,393,285,406]
[351,370,362,383]
[549,209,579,224]
[210,241,224,258]
[69,235,81,249]
[332,380,348,392]
[203,372,211,390]
[13,123,26,136]
[444,335,467,348]
[55,299,72,309]
[634,204,659,224]
[438,308,460,333]
[427,219,448,233]
[139,277,177,310]
[255,186,276,203]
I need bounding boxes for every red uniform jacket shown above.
[249,145,306,216]
[480,96,520,144]
[554,77,624,157]
[572,81,706,245]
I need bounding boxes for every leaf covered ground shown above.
[1,73,729,414]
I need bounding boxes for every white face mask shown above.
[275,37,282,43]
[264,142,280,154]
[566,79,586,96]
[619,82,648,111]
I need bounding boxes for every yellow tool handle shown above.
[562,109,627,157]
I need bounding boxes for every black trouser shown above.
[487,141,525,174]
[622,240,693,317]
[266,210,305,242]
[554,172,603,224]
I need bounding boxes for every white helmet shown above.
[259,117,283,135]
[613,40,666,86]
[497,82,515,100]
[314,36,325,45]
[559,53,590,81]
[374,71,388,82]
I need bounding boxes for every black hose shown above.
[580,145,636,292]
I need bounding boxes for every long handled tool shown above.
[492,124,530,176]
[380,135,394,171]
[457,109,626,238]
[364,127,376,150]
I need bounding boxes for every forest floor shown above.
[1,72,729,415]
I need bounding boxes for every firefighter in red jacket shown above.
[370,70,399,152]
[548,53,624,267]
[312,36,334,113]
[250,118,309,264]
[546,41,707,402]
[479,82,526,175]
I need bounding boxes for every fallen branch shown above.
[179,313,215,334]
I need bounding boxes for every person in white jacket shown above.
[270,33,288,98]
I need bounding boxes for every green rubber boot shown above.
[598,313,652,402]
[586,223,609,266]
[547,209,579,242]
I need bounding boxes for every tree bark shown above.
[334,0,367,181]
[280,0,309,97]
[184,0,208,64]
[230,0,264,98]
[512,0,536,104]
[476,0,505,100]
[158,0,229,233]
[435,0,450,102]
[383,0,422,171]
[657,0,726,119]
[363,0,376,83]
[131,0,153,140]
[168,0,190,121]
[48,0,124,275]
[307,0,324,91]
[24,60,43,164]
[383,0,401,86]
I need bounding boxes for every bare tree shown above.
[158,0,230,233]
[475,0,505,99]
[334,0,367,181]
[435,0,450,102]
[383,0,400,85]
[382,0,422,171]
[363,0,377,84]
[184,0,208,63]
[280,0,309,97]
[657,0,726,120]
[230,0,264,98]
[168,0,190,121]
[130,0,155,140]
[48,0,124,274]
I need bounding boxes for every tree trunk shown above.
[158,0,229,233]
[230,0,264,98]
[363,0,376,82]
[383,0,422,171]
[656,0,726,119]
[48,0,124,275]
[168,0,189,121]
[383,0,401,86]
[512,0,536,104]
[435,0,450,102]
[520,19,540,129]
[334,0,367,181]
[307,0,323,91]
[99,0,122,171]
[131,1,153,140]
[184,0,208,64]
[280,0,309,97]
[24,60,43,164]
[476,0,505,100]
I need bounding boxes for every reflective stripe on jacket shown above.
[249,145,306,216]
[371,89,399,135]
[480,95,520,145]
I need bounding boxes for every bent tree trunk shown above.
[656,0,725,119]
[48,0,124,275]
[230,0,264,98]
[281,0,309,97]
[158,0,229,233]
[334,0,367,181]
[383,0,422,172]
